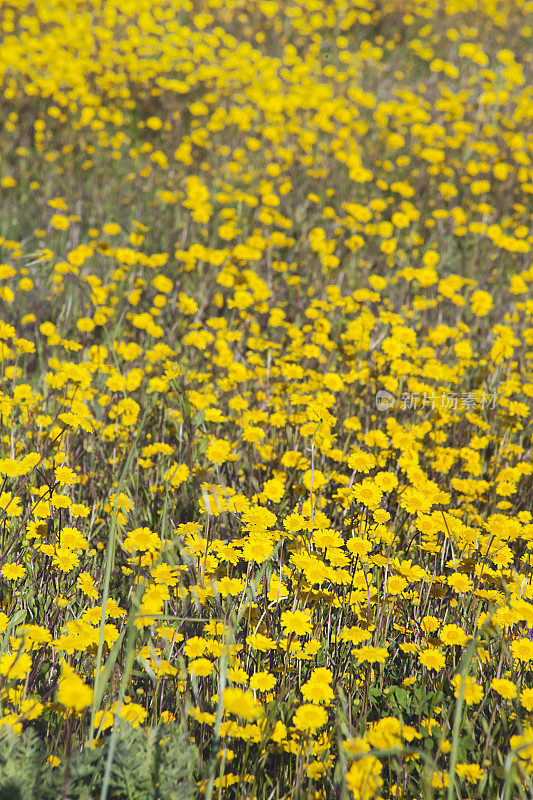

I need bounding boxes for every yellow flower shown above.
[164,462,190,488]
[455,763,484,784]
[1,562,25,580]
[103,222,121,235]
[188,658,214,677]
[0,453,40,477]
[352,480,383,510]
[54,466,78,486]
[293,703,327,733]
[242,505,277,531]
[241,534,274,564]
[301,667,334,705]
[440,624,468,647]
[119,702,147,728]
[19,625,52,651]
[346,538,372,558]
[281,609,313,637]
[250,671,276,693]
[52,548,79,572]
[418,648,446,671]
[431,771,449,789]
[346,449,376,473]
[271,721,287,743]
[511,638,533,662]
[491,678,517,700]
[354,646,389,665]
[303,468,327,492]
[56,663,93,712]
[76,572,99,600]
[341,626,372,646]
[94,708,114,732]
[223,688,261,721]
[184,637,208,659]
[345,748,383,800]
[447,573,474,593]
[387,576,408,596]
[246,633,276,652]
[399,487,434,515]
[0,651,32,681]
[146,116,162,131]
[0,493,22,517]
[470,289,493,316]
[368,716,402,749]
[60,527,88,550]
[451,675,484,705]
[261,478,284,503]
[206,437,234,465]
[77,317,95,332]
[123,527,159,553]
[520,687,533,711]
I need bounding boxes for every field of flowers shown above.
[0,0,532,797]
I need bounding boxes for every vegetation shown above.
[0,721,198,799]
[0,0,532,797]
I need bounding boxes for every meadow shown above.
[0,0,532,797]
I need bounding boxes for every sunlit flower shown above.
[56,663,93,712]
[418,648,446,671]
[293,703,327,733]
[281,610,313,637]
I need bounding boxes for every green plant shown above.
[0,722,198,800]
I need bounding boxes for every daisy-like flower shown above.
[280,609,313,637]
[206,437,234,465]
[56,662,93,712]
[451,675,484,705]
[491,678,517,700]
[250,671,276,693]
[440,624,468,647]
[223,688,261,721]
[1,562,25,580]
[293,703,327,733]
[418,648,446,671]
[511,638,533,663]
